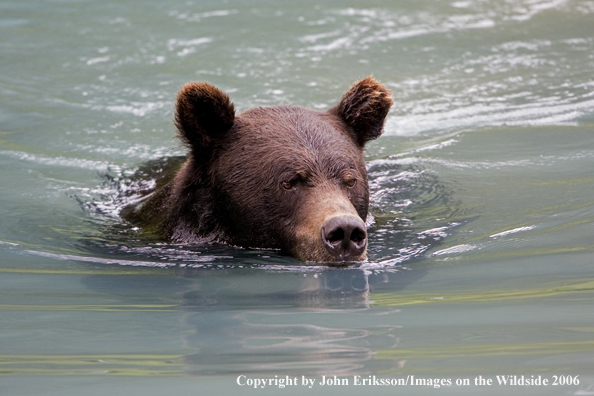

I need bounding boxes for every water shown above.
[1,0,593,394]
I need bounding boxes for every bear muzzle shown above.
[290,184,369,263]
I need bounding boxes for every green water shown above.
[1,0,593,395]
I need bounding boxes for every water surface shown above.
[1,0,593,395]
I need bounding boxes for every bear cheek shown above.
[291,187,368,263]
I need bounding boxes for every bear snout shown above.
[321,215,367,262]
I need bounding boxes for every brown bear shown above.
[123,76,392,263]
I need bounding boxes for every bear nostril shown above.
[321,216,367,261]
[326,228,344,243]
[350,227,366,243]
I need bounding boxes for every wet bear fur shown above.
[123,76,392,262]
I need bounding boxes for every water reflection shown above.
[81,266,424,376]
[182,309,401,376]
[176,267,376,310]
[176,268,424,376]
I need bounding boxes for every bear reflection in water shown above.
[80,266,420,376]
[180,268,403,376]
[122,77,393,263]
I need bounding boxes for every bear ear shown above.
[174,82,235,150]
[330,76,393,147]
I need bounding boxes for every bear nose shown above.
[321,216,367,261]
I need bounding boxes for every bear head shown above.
[170,76,392,263]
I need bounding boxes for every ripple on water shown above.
[61,150,473,271]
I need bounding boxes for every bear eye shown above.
[281,181,293,190]
[345,178,357,188]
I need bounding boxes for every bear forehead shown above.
[213,105,365,180]
[233,105,359,153]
